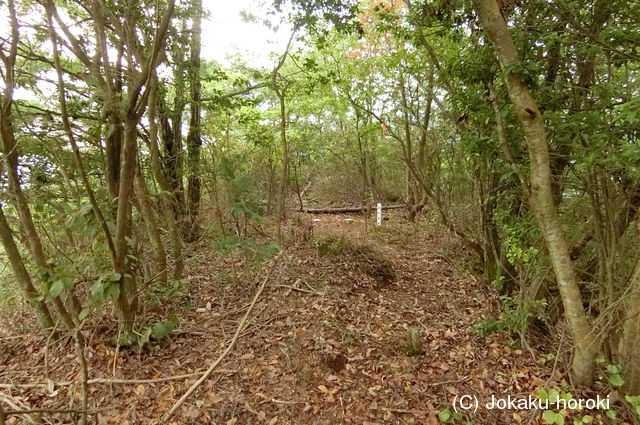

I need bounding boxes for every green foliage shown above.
[403,326,423,356]
[625,395,640,417]
[605,363,625,388]
[542,409,565,425]
[44,266,76,298]
[116,317,179,348]
[572,415,593,425]
[79,271,123,321]
[537,387,572,404]
[0,252,22,309]
[315,235,351,257]
[218,153,266,235]
[214,236,278,264]
[538,388,570,425]
[137,317,180,349]
[437,408,469,424]
[471,295,547,342]
[151,279,187,298]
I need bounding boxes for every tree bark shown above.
[2,0,76,330]
[619,235,640,394]
[473,0,596,386]
[186,0,203,238]
[135,171,168,285]
[0,205,56,333]
[149,76,184,281]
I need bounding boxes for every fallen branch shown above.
[161,252,283,421]
[274,284,322,295]
[4,408,90,415]
[299,204,405,214]
[0,370,236,389]
[0,395,37,425]
[429,376,470,386]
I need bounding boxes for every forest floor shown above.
[0,213,626,424]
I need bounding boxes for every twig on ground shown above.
[0,369,237,389]
[380,407,426,416]
[4,408,90,415]
[274,284,322,295]
[429,376,470,386]
[0,395,38,425]
[161,252,283,421]
[74,329,88,425]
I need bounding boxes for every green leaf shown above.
[104,283,120,301]
[138,327,152,348]
[150,316,179,340]
[79,204,93,216]
[606,409,617,420]
[609,373,624,387]
[625,395,640,416]
[79,307,92,321]
[606,364,621,375]
[542,410,564,425]
[49,279,65,298]
[542,410,557,423]
[548,389,560,403]
[91,281,106,302]
[438,408,454,423]
[537,388,549,401]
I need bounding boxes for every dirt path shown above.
[0,214,553,424]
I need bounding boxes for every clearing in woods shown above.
[1,214,554,424]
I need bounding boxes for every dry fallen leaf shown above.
[135,384,146,395]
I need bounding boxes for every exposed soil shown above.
[0,213,623,424]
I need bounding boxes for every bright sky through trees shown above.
[202,0,292,67]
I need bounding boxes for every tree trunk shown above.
[113,119,138,331]
[135,171,168,285]
[618,221,640,394]
[1,0,76,331]
[106,116,123,203]
[275,90,289,242]
[149,76,184,281]
[473,0,596,386]
[0,205,56,333]
[186,0,203,239]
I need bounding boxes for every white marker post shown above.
[376,202,382,226]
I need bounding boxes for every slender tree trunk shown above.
[473,0,596,386]
[135,171,168,285]
[0,204,56,333]
[619,229,640,394]
[186,0,203,239]
[170,44,186,222]
[149,77,184,281]
[1,0,76,330]
[113,119,138,331]
[275,90,289,242]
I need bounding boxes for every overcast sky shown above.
[201,0,292,68]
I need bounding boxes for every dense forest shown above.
[1,0,639,423]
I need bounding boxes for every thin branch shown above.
[161,252,283,421]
